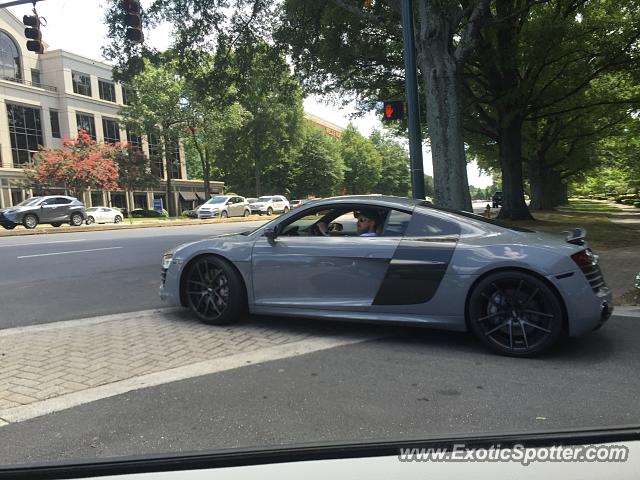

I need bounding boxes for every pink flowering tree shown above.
[27,130,120,197]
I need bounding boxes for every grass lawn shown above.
[503,200,640,251]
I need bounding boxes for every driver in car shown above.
[316,209,382,237]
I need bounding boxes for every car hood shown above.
[0,207,26,214]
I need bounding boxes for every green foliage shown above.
[291,124,344,198]
[340,124,382,195]
[369,130,411,197]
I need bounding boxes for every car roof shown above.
[307,195,423,209]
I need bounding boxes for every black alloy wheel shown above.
[183,256,244,325]
[468,271,564,357]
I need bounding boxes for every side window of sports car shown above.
[405,211,461,238]
[381,209,412,237]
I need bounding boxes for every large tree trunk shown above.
[416,2,472,212]
[162,132,176,217]
[529,157,565,211]
[497,120,533,220]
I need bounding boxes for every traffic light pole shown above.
[401,0,425,200]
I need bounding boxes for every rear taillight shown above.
[571,249,596,268]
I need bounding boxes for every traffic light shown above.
[122,0,144,44]
[23,14,43,54]
[383,100,405,121]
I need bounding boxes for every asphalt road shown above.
[0,312,637,465]
[0,221,265,329]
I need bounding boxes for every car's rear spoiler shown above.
[563,227,587,246]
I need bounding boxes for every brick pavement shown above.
[0,309,356,413]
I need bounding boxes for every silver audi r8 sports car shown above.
[160,196,613,356]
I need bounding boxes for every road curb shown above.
[612,306,640,318]
[0,216,268,237]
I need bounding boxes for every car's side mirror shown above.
[264,227,277,242]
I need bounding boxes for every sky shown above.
[8,0,493,187]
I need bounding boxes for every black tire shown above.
[467,270,564,357]
[51,222,62,228]
[86,216,95,225]
[2,224,16,230]
[244,209,250,217]
[220,210,228,219]
[182,256,245,325]
[70,213,84,226]
[267,207,273,216]
[114,216,122,224]
[22,214,38,229]
[283,207,289,214]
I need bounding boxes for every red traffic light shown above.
[383,100,405,121]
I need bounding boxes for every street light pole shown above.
[400,0,425,200]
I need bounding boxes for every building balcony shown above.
[2,76,58,93]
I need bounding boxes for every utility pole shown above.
[400,0,425,200]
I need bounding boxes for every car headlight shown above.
[162,253,174,269]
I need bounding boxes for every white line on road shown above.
[17,246,123,259]
[0,239,87,248]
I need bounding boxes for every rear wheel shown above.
[23,214,38,229]
[267,207,273,216]
[283,207,289,214]
[114,216,122,224]
[85,216,95,225]
[467,271,564,357]
[70,213,84,226]
[183,256,245,325]
[244,209,250,217]
[220,210,228,219]
[51,222,62,227]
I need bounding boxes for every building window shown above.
[31,69,41,86]
[72,71,92,96]
[76,112,96,140]
[50,110,61,138]
[168,141,182,179]
[90,192,104,207]
[11,189,24,207]
[134,194,147,209]
[102,118,120,144]
[98,79,116,102]
[148,131,164,179]
[126,129,142,151]
[122,86,133,105]
[7,103,43,166]
[0,31,21,80]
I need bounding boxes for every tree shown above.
[119,58,186,216]
[340,124,382,194]
[28,131,119,197]
[370,130,411,197]
[110,143,160,205]
[291,124,344,198]
[276,0,492,211]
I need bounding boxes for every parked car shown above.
[492,191,503,208]
[0,195,86,230]
[183,209,199,219]
[196,195,251,219]
[85,207,123,225]
[246,198,258,204]
[160,195,612,357]
[290,199,306,209]
[250,195,290,215]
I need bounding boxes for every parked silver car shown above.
[196,195,251,219]
[159,195,613,357]
[250,195,290,215]
[0,195,86,229]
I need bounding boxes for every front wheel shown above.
[114,216,122,224]
[182,256,245,325]
[283,207,289,214]
[23,214,38,229]
[244,209,250,217]
[85,216,95,225]
[51,222,62,228]
[267,207,273,216]
[220,210,228,219]
[2,224,16,230]
[467,271,564,357]
[70,213,84,226]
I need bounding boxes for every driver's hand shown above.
[316,222,329,236]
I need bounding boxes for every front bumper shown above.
[159,264,181,306]
[197,210,220,219]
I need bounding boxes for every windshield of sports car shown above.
[2,0,638,474]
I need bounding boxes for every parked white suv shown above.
[196,195,251,219]
[250,195,290,216]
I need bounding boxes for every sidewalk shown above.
[0,309,378,427]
